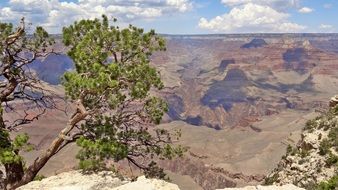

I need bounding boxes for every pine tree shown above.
[0,16,184,189]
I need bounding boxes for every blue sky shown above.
[0,0,337,34]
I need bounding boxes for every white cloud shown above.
[198,3,305,33]
[167,0,192,12]
[319,24,334,30]
[0,0,193,33]
[298,7,313,14]
[221,0,300,10]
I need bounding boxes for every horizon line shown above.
[49,32,338,36]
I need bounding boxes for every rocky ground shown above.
[219,184,304,190]
[18,171,180,190]
[17,170,304,190]
[265,98,338,188]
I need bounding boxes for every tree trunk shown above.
[6,127,70,190]
[0,109,24,190]
[6,103,88,190]
[4,161,24,189]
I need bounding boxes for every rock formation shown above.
[329,95,338,108]
[218,184,304,190]
[265,96,338,188]
[18,171,180,190]
[41,34,338,130]
[17,170,306,190]
[241,39,268,49]
[153,35,338,130]
[114,176,180,190]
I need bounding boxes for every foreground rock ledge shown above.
[218,184,305,190]
[17,171,304,190]
[17,170,180,190]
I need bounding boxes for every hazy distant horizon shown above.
[50,33,338,36]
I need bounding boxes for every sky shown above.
[0,0,337,34]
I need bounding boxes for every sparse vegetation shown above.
[300,149,310,158]
[33,175,45,181]
[318,120,327,130]
[316,174,338,190]
[298,158,306,165]
[303,181,319,190]
[319,139,331,156]
[266,106,338,188]
[325,153,338,167]
[304,119,317,132]
[264,173,279,185]
[328,127,338,151]
[290,147,299,156]
[286,144,293,155]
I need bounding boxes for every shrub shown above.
[300,149,310,158]
[318,120,327,130]
[298,159,306,165]
[319,139,331,156]
[264,173,279,185]
[316,175,338,190]
[286,144,293,155]
[290,147,299,156]
[325,153,338,167]
[328,127,338,151]
[33,175,45,181]
[305,119,317,131]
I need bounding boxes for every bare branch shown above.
[8,109,46,131]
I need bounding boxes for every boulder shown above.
[329,95,338,107]
[113,176,180,190]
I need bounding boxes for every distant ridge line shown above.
[161,33,338,37]
[160,33,338,40]
[49,33,338,40]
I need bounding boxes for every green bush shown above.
[305,119,317,131]
[300,149,310,158]
[33,175,45,181]
[319,139,331,156]
[328,127,338,151]
[325,153,338,167]
[304,181,320,190]
[288,146,299,156]
[298,159,306,165]
[286,144,293,155]
[264,173,279,185]
[316,175,338,190]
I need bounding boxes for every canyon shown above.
[10,34,338,189]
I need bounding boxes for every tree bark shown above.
[6,100,88,190]
[4,161,24,188]
[0,107,25,190]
